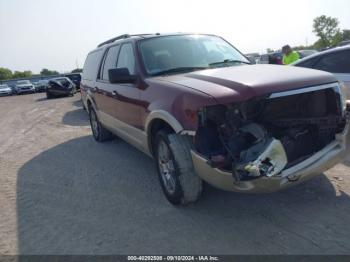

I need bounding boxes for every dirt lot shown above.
[1,93,350,255]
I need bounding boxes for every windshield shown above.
[0,85,9,89]
[17,80,31,85]
[139,35,249,76]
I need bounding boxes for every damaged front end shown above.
[190,82,350,192]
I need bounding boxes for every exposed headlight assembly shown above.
[333,81,349,114]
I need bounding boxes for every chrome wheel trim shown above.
[158,140,176,194]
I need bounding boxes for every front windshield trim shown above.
[137,34,250,77]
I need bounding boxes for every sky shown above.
[0,0,349,74]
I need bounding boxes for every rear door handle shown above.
[112,90,119,97]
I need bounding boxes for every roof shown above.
[95,32,218,49]
[97,33,161,47]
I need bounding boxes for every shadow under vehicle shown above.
[16,136,350,254]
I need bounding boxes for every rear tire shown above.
[154,129,202,205]
[89,107,113,142]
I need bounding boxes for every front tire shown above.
[155,129,202,205]
[89,107,113,142]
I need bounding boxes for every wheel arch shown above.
[86,95,96,113]
[145,110,184,156]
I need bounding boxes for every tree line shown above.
[1,15,349,80]
[0,68,83,81]
[267,15,350,53]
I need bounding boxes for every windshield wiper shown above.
[152,66,208,76]
[209,59,251,67]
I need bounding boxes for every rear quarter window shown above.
[82,50,104,81]
[294,57,319,69]
[312,50,350,73]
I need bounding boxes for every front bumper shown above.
[0,91,12,96]
[191,123,350,193]
[18,88,35,93]
[47,88,73,96]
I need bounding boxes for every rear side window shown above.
[117,43,135,74]
[101,45,120,80]
[82,50,103,81]
[294,57,319,68]
[313,50,350,73]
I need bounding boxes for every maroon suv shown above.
[81,33,349,205]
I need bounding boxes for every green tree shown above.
[71,68,83,73]
[313,15,341,48]
[12,71,32,79]
[0,67,13,80]
[40,68,59,76]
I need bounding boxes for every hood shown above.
[152,64,337,104]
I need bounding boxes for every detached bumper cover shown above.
[191,123,350,193]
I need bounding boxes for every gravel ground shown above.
[1,93,350,255]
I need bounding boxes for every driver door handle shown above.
[112,90,119,97]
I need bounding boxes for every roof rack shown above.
[97,34,130,47]
[97,33,158,47]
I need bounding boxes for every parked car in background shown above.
[337,40,350,47]
[5,83,18,94]
[258,52,283,64]
[292,46,350,93]
[258,50,316,65]
[33,79,49,92]
[297,49,318,59]
[0,84,13,96]
[15,80,35,94]
[46,77,76,99]
[81,33,349,205]
[64,73,82,90]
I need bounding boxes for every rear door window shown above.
[294,56,319,69]
[312,50,350,73]
[82,50,104,81]
[101,45,120,81]
[117,43,135,74]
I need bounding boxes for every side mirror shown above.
[109,68,137,84]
